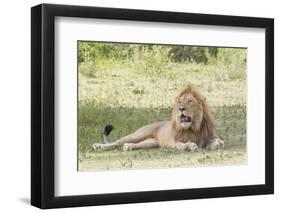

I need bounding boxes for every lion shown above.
[93,85,224,152]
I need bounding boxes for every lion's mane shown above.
[171,85,216,147]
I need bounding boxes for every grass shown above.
[78,57,247,171]
[79,146,246,171]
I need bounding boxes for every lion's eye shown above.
[188,100,193,104]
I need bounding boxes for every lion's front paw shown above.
[123,143,135,151]
[186,142,198,152]
[207,138,224,150]
[216,138,225,149]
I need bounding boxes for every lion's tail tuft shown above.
[103,124,114,143]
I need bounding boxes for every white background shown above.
[0,0,279,212]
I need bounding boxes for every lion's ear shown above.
[203,96,207,102]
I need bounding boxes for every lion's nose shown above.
[179,107,185,112]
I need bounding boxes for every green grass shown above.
[78,59,247,171]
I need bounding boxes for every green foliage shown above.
[78,42,246,81]
[79,42,221,65]
[130,45,170,76]
[217,48,247,65]
[168,46,218,64]
[78,42,134,63]
[216,48,247,80]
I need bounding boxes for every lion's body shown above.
[93,85,224,152]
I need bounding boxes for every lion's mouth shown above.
[180,114,192,123]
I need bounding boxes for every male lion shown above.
[93,85,224,152]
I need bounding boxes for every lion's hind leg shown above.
[93,122,164,151]
[93,130,151,151]
[123,138,159,151]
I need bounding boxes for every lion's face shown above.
[173,92,203,131]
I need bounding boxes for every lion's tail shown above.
[103,124,114,143]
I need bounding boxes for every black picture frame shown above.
[31,3,274,209]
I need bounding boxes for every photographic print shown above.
[78,41,247,171]
[31,4,273,208]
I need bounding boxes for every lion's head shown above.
[172,85,215,144]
